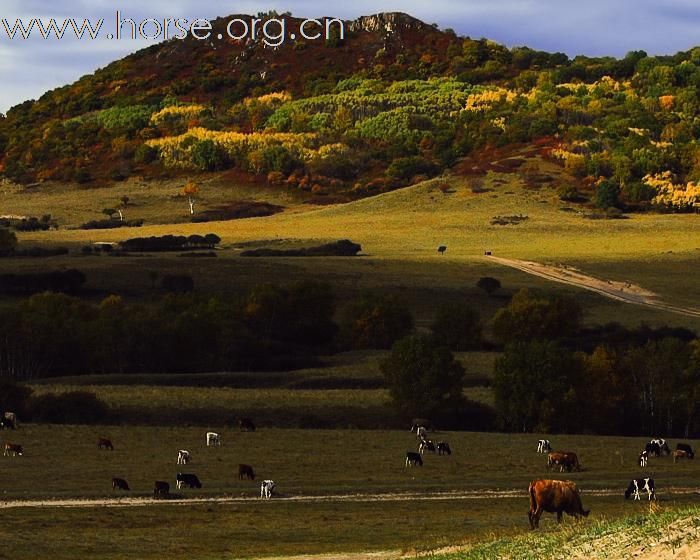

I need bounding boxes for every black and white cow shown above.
[260,479,275,499]
[418,439,436,454]
[411,425,428,440]
[645,440,671,457]
[176,473,202,489]
[625,478,656,501]
[206,432,221,447]
[537,439,552,454]
[638,450,649,467]
[405,451,423,467]
[676,443,695,459]
[436,441,452,456]
[177,449,191,465]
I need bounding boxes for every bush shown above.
[27,391,115,424]
[386,156,439,182]
[430,302,482,351]
[476,277,501,296]
[191,139,230,171]
[241,240,362,257]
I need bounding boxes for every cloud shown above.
[1,1,700,112]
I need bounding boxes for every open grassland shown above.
[429,504,700,560]
[0,426,699,559]
[11,170,700,332]
[1,426,698,500]
[3,496,699,560]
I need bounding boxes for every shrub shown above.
[341,293,413,349]
[386,156,439,182]
[476,277,501,296]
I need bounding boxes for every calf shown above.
[153,481,170,499]
[673,449,692,463]
[3,443,23,456]
[206,431,221,447]
[436,441,452,456]
[537,439,552,454]
[625,478,655,501]
[238,464,255,480]
[418,439,436,454]
[177,450,191,465]
[97,438,113,450]
[112,477,130,491]
[176,473,202,489]
[260,479,275,499]
[405,451,423,467]
[238,418,256,432]
[676,443,694,459]
[638,450,648,468]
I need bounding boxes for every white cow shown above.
[177,449,191,465]
[260,479,275,499]
[206,432,221,447]
[537,439,552,454]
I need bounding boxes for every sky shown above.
[1,0,700,113]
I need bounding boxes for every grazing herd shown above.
[529,437,696,527]
[1,411,697,530]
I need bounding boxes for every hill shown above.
[2,11,698,217]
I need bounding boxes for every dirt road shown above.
[487,256,700,318]
[2,487,698,510]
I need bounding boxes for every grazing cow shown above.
[3,412,17,429]
[625,478,656,501]
[260,480,275,499]
[547,451,581,472]
[206,431,221,447]
[405,451,423,467]
[639,450,649,468]
[176,473,202,489]
[646,439,671,457]
[0,418,14,430]
[238,464,255,480]
[411,425,428,440]
[97,438,113,450]
[676,443,695,459]
[437,246,447,255]
[153,481,170,499]
[3,443,23,456]
[673,449,692,463]
[528,479,590,529]
[418,439,436,454]
[238,418,256,432]
[537,439,552,454]
[177,450,191,465]
[436,441,452,456]
[112,477,130,491]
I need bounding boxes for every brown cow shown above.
[547,451,581,472]
[528,479,590,529]
[112,477,130,491]
[3,443,23,456]
[238,464,256,480]
[673,449,692,463]
[98,438,113,450]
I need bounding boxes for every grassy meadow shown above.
[0,425,699,558]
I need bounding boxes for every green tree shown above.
[476,277,501,296]
[595,180,621,209]
[430,302,482,351]
[341,293,413,349]
[381,334,465,418]
[493,340,582,432]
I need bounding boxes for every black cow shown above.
[238,418,256,432]
[0,418,15,430]
[436,441,452,455]
[405,451,423,467]
[153,481,170,499]
[676,443,695,459]
[112,477,130,491]
[238,464,255,480]
[176,473,202,489]
[625,478,656,501]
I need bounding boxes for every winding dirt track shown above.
[487,256,700,318]
[2,487,699,510]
